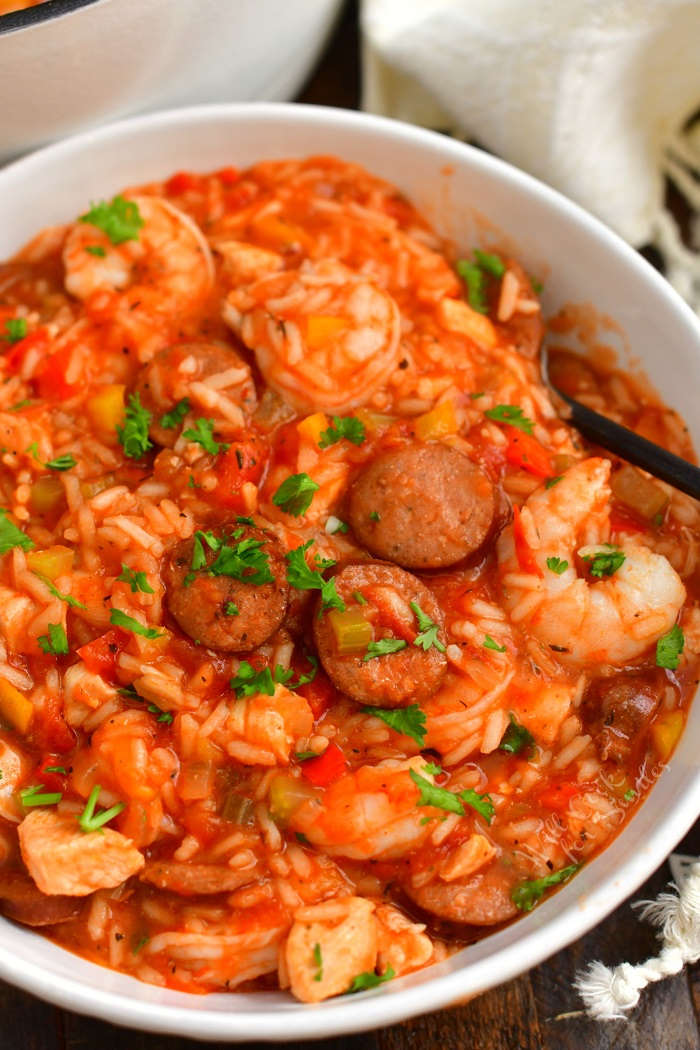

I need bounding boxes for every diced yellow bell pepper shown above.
[297,412,328,445]
[253,215,312,252]
[305,315,347,349]
[356,409,395,434]
[0,678,33,733]
[29,475,66,515]
[26,545,74,581]
[86,384,126,441]
[651,710,684,762]
[414,400,458,442]
[439,297,497,349]
[268,773,317,824]
[327,607,374,655]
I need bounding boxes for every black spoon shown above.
[540,345,700,501]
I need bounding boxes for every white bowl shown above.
[0,103,698,1041]
[0,0,342,163]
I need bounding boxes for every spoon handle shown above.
[562,395,700,501]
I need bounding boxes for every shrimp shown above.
[210,684,314,767]
[288,757,436,860]
[222,259,401,413]
[497,458,686,664]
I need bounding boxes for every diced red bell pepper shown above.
[165,171,202,195]
[35,755,68,794]
[301,743,347,787]
[77,628,129,678]
[215,437,267,510]
[35,345,81,400]
[505,427,552,478]
[216,166,240,186]
[32,694,75,753]
[536,780,592,812]
[5,328,49,372]
[609,505,647,535]
[298,672,335,720]
[512,505,542,576]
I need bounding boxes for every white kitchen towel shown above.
[361,0,700,310]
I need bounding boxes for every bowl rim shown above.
[0,100,698,1041]
[0,0,103,36]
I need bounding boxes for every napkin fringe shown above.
[574,861,700,1021]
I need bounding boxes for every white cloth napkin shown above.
[361,0,700,310]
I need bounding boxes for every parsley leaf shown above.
[457,260,488,314]
[37,623,68,655]
[656,624,684,670]
[208,537,274,586]
[313,943,323,983]
[546,556,569,575]
[85,244,106,258]
[230,661,276,698]
[109,609,163,639]
[363,639,408,662]
[0,510,34,555]
[272,473,319,517]
[77,784,126,833]
[79,195,143,245]
[285,651,318,690]
[4,317,27,344]
[484,405,535,434]
[410,601,446,653]
[44,454,76,472]
[32,573,86,610]
[582,545,625,578]
[511,863,580,912]
[545,475,563,489]
[362,703,426,747]
[20,784,62,808]
[116,564,154,594]
[483,635,507,652]
[499,714,535,756]
[183,417,227,455]
[116,393,152,459]
[347,966,395,994]
[160,398,190,430]
[224,601,239,616]
[285,541,345,613]
[460,787,495,824]
[409,768,464,815]
[318,415,366,449]
[473,249,506,277]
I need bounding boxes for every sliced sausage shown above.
[0,870,82,926]
[348,443,495,569]
[581,674,661,762]
[313,561,447,708]
[164,522,288,652]
[134,341,257,447]
[404,864,517,927]
[140,861,261,896]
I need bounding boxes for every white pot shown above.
[0,0,342,162]
[0,102,698,1042]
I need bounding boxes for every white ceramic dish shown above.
[0,0,341,163]
[0,103,698,1041]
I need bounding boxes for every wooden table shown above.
[3,3,699,1047]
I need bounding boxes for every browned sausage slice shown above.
[0,870,82,927]
[348,444,495,569]
[405,864,518,927]
[164,522,288,651]
[134,341,257,447]
[313,561,447,708]
[581,674,661,762]
[140,861,261,896]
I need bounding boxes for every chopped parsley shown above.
[116,564,154,594]
[623,788,637,801]
[410,601,446,653]
[313,943,323,983]
[318,415,366,449]
[511,863,580,912]
[410,767,493,821]
[183,418,226,455]
[84,244,106,257]
[484,405,535,434]
[224,602,239,616]
[79,195,143,245]
[116,393,152,460]
[473,249,506,277]
[347,966,395,993]
[77,784,126,833]
[546,556,569,575]
[295,751,319,762]
[230,661,292,699]
[33,573,86,610]
[369,510,380,522]
[145,702,173,725]
[362,703,426,747]
[0,509,34,555]
[285,541,345,613]
[209,537,274,586]
[44,765,67,775]
[457,259,488,314]
[272,472,319,517]
[4,317,27,344]
[656,624,684,670]
[44,454,76,472]
[9,399,32,412]
[363,638,408,662]
[38,623,69,655]
[284,651,318,690]
[582,545,625,578]
[498,714,535,756]
[109,609,163,639]
[20,784,63,808]
[483,635,506,653]
[353,590,368,606]
[160,398,190,430]
[545,475,563,490]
